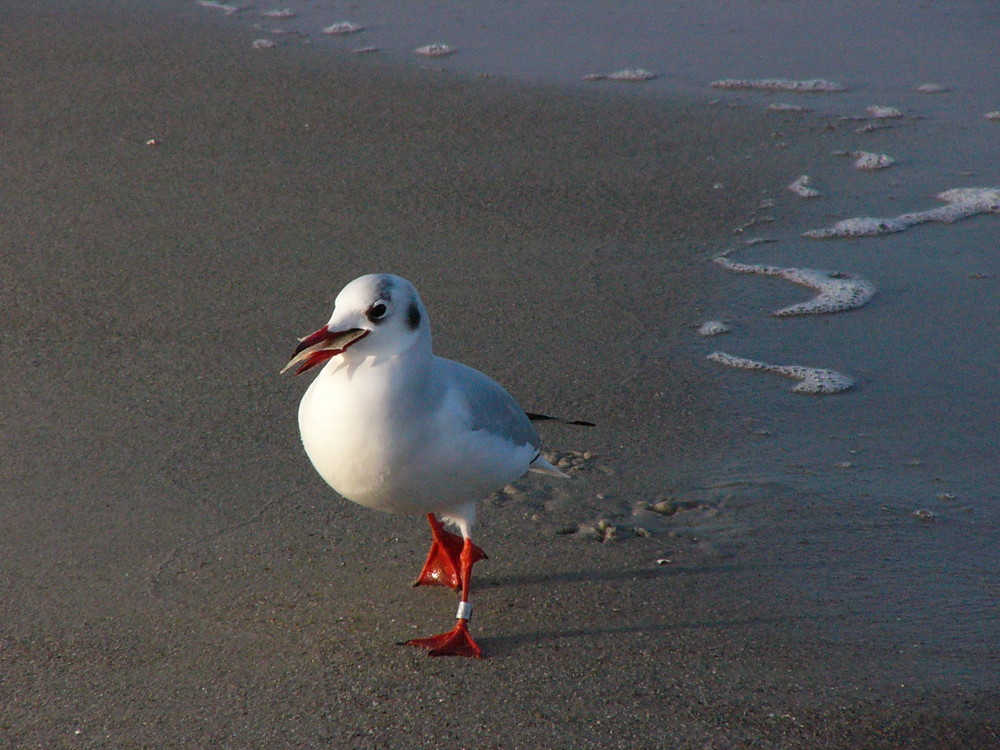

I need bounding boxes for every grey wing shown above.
[440,359,541,452]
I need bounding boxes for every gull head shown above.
[282,273,431,375]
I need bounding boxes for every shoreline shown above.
[1,1,996,747]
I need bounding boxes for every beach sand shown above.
[1,1,996,747]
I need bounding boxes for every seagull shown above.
[282,273,569,657]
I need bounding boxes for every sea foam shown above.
[708,352,855,394]
[713,257,876,316]
[804,187,1000,238]
[710,78,846,93]
[788,175,821,198]
[584,68,658,82]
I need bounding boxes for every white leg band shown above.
[456,601,473,621]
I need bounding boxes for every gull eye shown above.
[366,302,388,323]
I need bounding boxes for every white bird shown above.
[283,273,568,657]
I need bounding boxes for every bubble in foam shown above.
[707,352,855,394]
[804,186,1000,238]
[584,68,658,82]
[710,78,847,93]
[788,175,821,199]
[713,257,876,316]
[698,321,731,336]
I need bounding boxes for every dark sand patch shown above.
[1,1,995,747]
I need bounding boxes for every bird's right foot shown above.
[403,619,483,658]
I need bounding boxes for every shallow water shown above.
[186,0,999,685]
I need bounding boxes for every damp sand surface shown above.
[2,1,998,748]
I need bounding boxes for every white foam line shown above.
[804,186,1000,238]
[697,321,731,336]
[851,151,895,170]
[195,0,246,15]
[323,21,364,35]
[415,43,454,56]
[708,352,855,394]
[710,78,847,93]
[788,175,821,198]
[713,257,876,316]
[584,69,658,82]
[865,105,903,119]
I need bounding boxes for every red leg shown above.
[405,537,484,658]
[412,513,486,590]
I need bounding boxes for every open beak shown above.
[281,326,370,375]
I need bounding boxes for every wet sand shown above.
[1,1,996,747]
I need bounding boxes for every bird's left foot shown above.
[412,516,486,590]
[403,619,483,658]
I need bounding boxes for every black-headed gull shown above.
[283,273,567,657]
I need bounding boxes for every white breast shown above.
[297,353,538,517]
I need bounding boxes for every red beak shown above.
[281,326,370,375]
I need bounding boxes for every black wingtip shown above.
[526,412,596,427]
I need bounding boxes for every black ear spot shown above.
[407,301,421,330]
